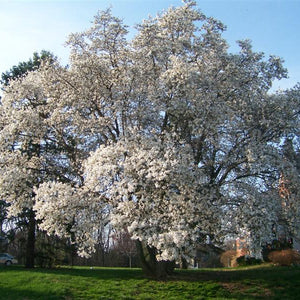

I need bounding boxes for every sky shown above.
[0,0,299,91]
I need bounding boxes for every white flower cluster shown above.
[84,132,224,261]
[34,182,107,257]
[0,0,299,262]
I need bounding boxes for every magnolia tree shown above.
[0,0,299,277]
[0,51,56,268]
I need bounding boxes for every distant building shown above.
[236,238,248,257]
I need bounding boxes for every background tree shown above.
[278,137,300,243]
[112,229,137,268]
[1,50,55,87]
[0,200,10,252]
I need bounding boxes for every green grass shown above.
[0,264,299,299]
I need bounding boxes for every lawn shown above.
[0,264,299,299]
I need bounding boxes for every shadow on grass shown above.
[0,286,65,300]
[174,265,300,282]
[2,264,300,282]
[174,265,300,299]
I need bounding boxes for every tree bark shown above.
[129,254,132,268]
[179,256,188,269]
[25,209,36,268]
[136,240,175,279]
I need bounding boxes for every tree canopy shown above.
[0,49,56,268]
[0,0,299,277]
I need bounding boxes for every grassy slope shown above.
[0,264,299,299]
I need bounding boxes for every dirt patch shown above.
[221,282,273,298]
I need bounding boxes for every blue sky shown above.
[0,0,299,91]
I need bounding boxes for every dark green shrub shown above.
[236,255,262,266]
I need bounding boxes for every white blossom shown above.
[1,0,299,262]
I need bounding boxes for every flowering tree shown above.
[0,51,57,268]
[1,1,299,277]
[0,7,129,262]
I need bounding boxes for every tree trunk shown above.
[101,247,105,267]
[70,243,77,266]
[179,256,188,269]
[136,240,175,279]
[25,209,36,268]
[129,254,132,268]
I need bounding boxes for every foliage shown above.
[262,238,293,261]
[34,233,67,268]
[236,255,262,267]
[1,50,55,87]
[268,249,300,266]
[0,265,300,299]
[277,138,300,240]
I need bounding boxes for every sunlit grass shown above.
[0,264,299,299]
